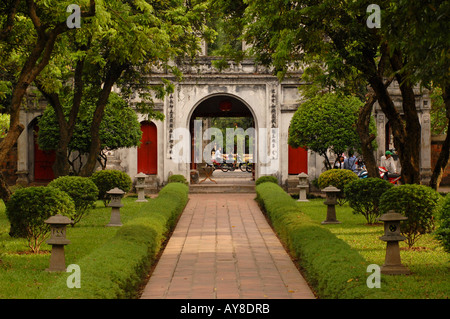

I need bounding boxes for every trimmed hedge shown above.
[256,182,377,299]
[6,186,75,252]
[435,193,450,253]
[344,178,393,225]
[42,182,189,299]
[379,184,441,248]
[255,175,278,186]
[90,170,132,206]
[48,176,99,225]
[168,174,188,185]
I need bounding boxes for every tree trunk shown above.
[79,63,126,177]
[368,72,422,185]
[0,1,95,202]
[430,86,450,190]
[356,92,378,178]
[36,58,85,177]
[389,49,422,184]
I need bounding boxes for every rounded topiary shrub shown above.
[379,184,441,248]
[255,176,278,186]
[48,176,99,225]
[344,178,393,224]
[318,169,358,204]
[5,186,75,253]
[168,174,188,185]
[435,193,450,253]
[90,170,132,206]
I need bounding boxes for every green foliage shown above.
[37,92,142,154]
[0,113,9,138]
[344,178,393,225]
[48,176,99,225]
[255,175,278,186]
[318,169,358,191]
[90,170,132,206]
[42,182,189,299]
[167,174,188,185]
[318,169,358,205]
[379,185,442,248]
[288,93,368,169]
[435,194,450,253]
[5,186,75,253]
[255,182,373,299]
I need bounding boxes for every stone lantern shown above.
[135,172,148,202]
[45,214,73,272]
[296,173,309,202]
[321,186,341,224]
[379,211,410,275]
[106,187,125,227]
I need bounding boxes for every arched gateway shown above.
[13,56,432,191]
[98,57,309,192]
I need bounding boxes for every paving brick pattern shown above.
[140,193,315,299]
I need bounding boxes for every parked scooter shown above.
[379,166,401,184]
[356,159,368,179]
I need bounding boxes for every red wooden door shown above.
[138,121,157,174]
[34,124,55,182]
[288,145,308,174]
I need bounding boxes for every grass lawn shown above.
[0,196,150,298]
[296,198,449,299]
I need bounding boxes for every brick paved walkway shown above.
[140,193,315,299]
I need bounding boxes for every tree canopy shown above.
[37,92,142,173]
[288,92,370,169]
[211,0,449,186]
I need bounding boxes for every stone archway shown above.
[187,93,257,186]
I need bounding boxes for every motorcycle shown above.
[356,159,368,179]
[379,166,401,184]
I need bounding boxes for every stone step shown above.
[189,183,255,193]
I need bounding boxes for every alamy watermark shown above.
[66,264,81,288]
[366,264,381,288]
[367,4,381,29]
[170,120,279,174]
[66,4,81,29]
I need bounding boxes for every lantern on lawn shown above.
[297,173,309,202]
[45,214,73,272]
[378,211,410,275]
[106,187,125,227]
[135,172,148,202]
[321,185,341,224]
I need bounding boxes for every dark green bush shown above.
[379,184,441,248]
[344,178,393,224]
[90,170,132,206]
[435,193,450,253]
[5,186,75,253]
[256,182,374,299]
[168,174,188,185]
[255,175,278,186]
[48,176,99,225]
[318,169,358,205]
[42,182,189,299]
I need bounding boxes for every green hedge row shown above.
[42,182,189,299]
[255,182,377,299]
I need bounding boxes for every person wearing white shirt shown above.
[380,150,400,180]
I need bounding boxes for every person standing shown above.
[334,154,345,169]
[344,151,358,173]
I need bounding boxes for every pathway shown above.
[140,193,315,299]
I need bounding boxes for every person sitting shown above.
[215,147,222,162]
[380,150,400,180]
